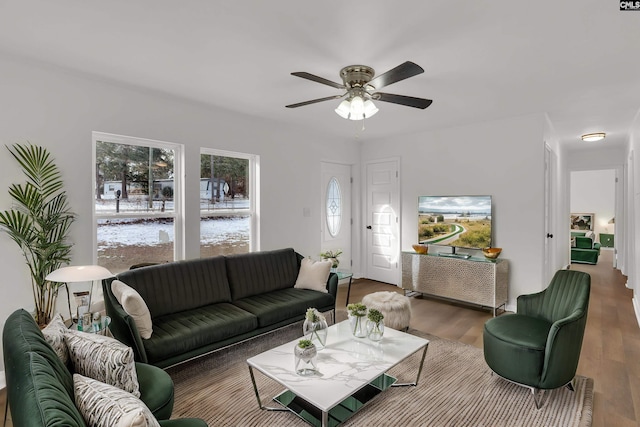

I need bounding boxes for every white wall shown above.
[361,114,548,309]
[0,54,359,369]
[570,170,616,237]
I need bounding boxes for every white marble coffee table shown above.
[247,319,429,427]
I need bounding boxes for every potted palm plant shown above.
[0,143,75,326]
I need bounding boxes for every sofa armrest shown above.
[326,272,339,300]
[102,278,149,363]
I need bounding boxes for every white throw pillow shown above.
[111,280,153,339]
[42,313,70,365]
[74,374,160,427]
[64,329,140,397]
[294,258,331,293]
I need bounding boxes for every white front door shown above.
[321,162,351,270]
[365,159,400,285]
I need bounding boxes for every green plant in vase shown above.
[295,339,318,376]
[320,249,342,270]
[366,308,385,341]
[0,143,75,326]
[347,302,367,338]
[304,308,328,349]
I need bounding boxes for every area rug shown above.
[168,323,593,427]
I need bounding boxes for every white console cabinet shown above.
[401,251,508,316]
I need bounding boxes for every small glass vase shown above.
[366,319,385,342]
[303,317,328,350]
[349,314,367,338]
[294,344,318,376]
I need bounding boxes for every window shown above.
[200,148,258,257]
[326,177,342,237]
[93,132,182,274]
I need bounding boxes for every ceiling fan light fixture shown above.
[581,132,606,142]
[348,95,365,120]
[334,99,351,119]
[363,99,379,118]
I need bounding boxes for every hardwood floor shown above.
[337,249,637,427]
[0,249,634,426]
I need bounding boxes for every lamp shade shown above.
[334,99,351,119]
[363,99,379,118]
[349,96,365,120]
[46,265,113,283]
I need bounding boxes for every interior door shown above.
[365,159,400,285]
[544,144,557,283]
[321,162,351,270]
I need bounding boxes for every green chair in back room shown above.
[483,269,591,408]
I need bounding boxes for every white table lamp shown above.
[46,265,113,321]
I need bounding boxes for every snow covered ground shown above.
[97,216,249,249]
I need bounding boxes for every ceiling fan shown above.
[285,61,433,121]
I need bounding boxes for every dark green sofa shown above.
[2,309,206,427]
[103,248,338,368]
[570,232,601,264]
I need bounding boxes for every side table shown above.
[336,271,354,306]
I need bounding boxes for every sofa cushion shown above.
[27,352,87,427]
[65,330,140,397]
[116,256,232,318]
[142,303,257,365]
[74,374,160,427]
[226,248,300,300]
[112,280,154,339]
[294,258,331,293]
[233,288,335,328]
[483,314,552,386]
[42,313,70,365]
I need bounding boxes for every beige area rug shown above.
[168,322,593,427]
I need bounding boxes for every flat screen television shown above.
[418,195,492,253]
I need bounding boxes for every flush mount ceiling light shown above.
[286,62,433,121]
[581,132,606,142]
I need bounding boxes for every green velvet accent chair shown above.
[483,269,590,408]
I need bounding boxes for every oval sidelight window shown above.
[326,177,342,237]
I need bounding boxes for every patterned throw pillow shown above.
[74,374,160,427]
[111,280,153,339]
[65,329,140,397]
[42,313,70,365]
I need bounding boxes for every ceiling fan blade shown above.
[373,92,433,109]
[286,94,345,108]
[291,72,345,89]
[367,61,424,90]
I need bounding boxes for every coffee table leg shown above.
[322,410,329,427]
[392,343,429,387]
[248,365,288,411]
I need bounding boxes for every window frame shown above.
[199,147,259,253]
[92,131,185,263]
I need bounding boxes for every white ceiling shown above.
[1,0,639,151]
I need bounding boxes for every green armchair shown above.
[483,270,591,408]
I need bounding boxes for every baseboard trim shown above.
[633,296,640,328]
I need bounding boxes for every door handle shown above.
[546,233,553,238]
[366,225,372,229]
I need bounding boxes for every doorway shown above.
[364,158,400,285]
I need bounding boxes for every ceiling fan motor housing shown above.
[340,65,375,89]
